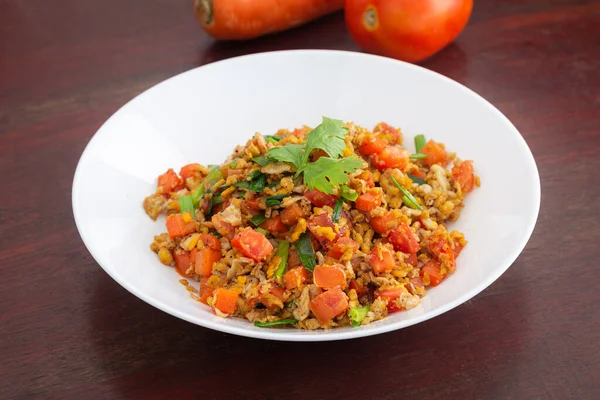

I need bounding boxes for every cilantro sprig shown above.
[266,117,362,194]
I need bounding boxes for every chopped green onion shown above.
[254,318,297,327]
[238,190,246,198]
[250,213,268,227]
[391,177,423,210]
[339,184,359,201]
[233,181,251,189]
[414,134,426,153]
[255,227,269,236]
[294,233,316,272]
[285,300,294,308]
[332,197,344,223]
[266,137,279,145]
[192,166,222,205]
[212,232,222,238]
[251,156,273,167]
[410,153,427,160]
[407,174,426,185]
[249,174,266,192]
[211,193,224,206]
[229,162,237,168]
[178,195,195,215]
[348,306,370,327]
[265,194,289,207]
[264,135,282,142]
[247,170,263,180]
[266,180,280,188]
[274,241,290,278]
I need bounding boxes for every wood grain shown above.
[1,1,599,399]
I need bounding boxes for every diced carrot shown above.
[173,250,193,277]
[231,228,274,262]
[260,216,288,233]
[369,243,396,274]
[349,279,369,297]
[200,234,221,251]
[212,288,239,315]
[327,237,359,259]
[411,169,426,179]
[452,160,475,193]
[280,203,306,226]
[359,134,387,156]
[166,213,196,238]
[369,212,398,235]
[313,264,347,289]
[245,198,263,211]
[355,188,383,212]
[283,267,308,289]
[371,146,410,171]
[198,276,214,305]
[179,163,202,181]
[420,260,445,286]
[157,168,184,195]
[309,287,349,325]
[195,248,221,276]
[420,140,448,167]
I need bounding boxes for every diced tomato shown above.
[373,122,402,144]
[411,169,427,179]
[304,189,337,208]
[369,212,398,235]
[288,246,302,268]
[195,247,221,276]
[327,237,359,259]
[260,216,288,233]
[212,288,238,315]
[371,146,410,171]
[358,170,375,188]
[198,276,214,305]
[157,168,184,195]
[280,203,306,226]
[244,198,263,211]
[200,234,221,251]
[211,214,235,239]
[355,188,383,212]
[313,264,347,289]
[291,127,310,137]
[420,140,448,167]
[359,134,387,156]
[307,213,340,250]
[452,241,465,258]
[259,284,286,310]
[405,252,418,267]
[452,160,475,193]
[173,250,193,277]
[428,235,456,271]
[309,287,349,325]
[369,243,396,274]
[166,213,196,238]
[375,287,404,313]
[388,223,419,253]
[407,276,424,295]
[283,266,308,290]
[349,279,369,297]
[421,260,445,286]
[231,228,274,262]
[179,163,202,181]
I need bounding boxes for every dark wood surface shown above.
[1,1,599,399]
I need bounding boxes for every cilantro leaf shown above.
[266,143,304,170]
[303,117,348,164]
[302,156,363,194]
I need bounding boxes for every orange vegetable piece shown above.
[370,146,409,171]
[200,234,221,251]
[373,122,402,144]
[212,288,239,315]
[327,237,359,259]
[375,287,404,313]
[309,287,349,325]
[420,140,448,167]
[173,250,193,277]
[157,168,184,195]
[369,212,397,235]
[355,188,383,212]
[198,276,214,305]
[420,260,445,286]
[388,223,419,254]
[231,228,274,262]
[359,134,387,156]
[179,163,202,181]
[452,160,475,193]
[349,279,369,297]
[260,215,288,233]
[313,264,347,289]
[195,248,221,276]
[280,203,306,226]
[283,267,308,290]
[369,243,396,274]
[166,213,196,238]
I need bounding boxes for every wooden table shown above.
[2,1,599,399]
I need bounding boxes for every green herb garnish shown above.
[294,233,316,272]
[254,318,297,327]
[249,173,266,192]
[251,156,273,167]
[332,197,344,223]
[407,174,426,185]
[265,194,289,207]
[178,195,195,215]
[391,177,423,210]
[414,134,426,153]
[410,153,427,160]
[339,184,359,201]
[348,306,370,327]
[255,227,269,236]
[250,213,268,227]
[233,181,251,189]
[192,166,222,205]
[211,193,224,206]
[264,135,282,142]
[274,240,290,278]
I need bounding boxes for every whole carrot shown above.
[194,0,344,40]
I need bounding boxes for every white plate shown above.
[72,50,540,341]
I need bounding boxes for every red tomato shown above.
[173,250,192,277]
[373,122,402,144]
[345,0,473,63]
[157,168,184,195]
[198,276,214,305]
[355,188,383,212]
[371,146,410,171]
[405,252,418,267]
[313,264,347,289]
[280,203,306,226]
[388,223,419,253]
[200,234,221,251]
[166,213,196,238]
[283,267,308,289]
[327,237,359,259]
[408,276,424,294]
[260,216,288,233]
[212,288,238,315]
[257,284,286,310]
[369,243,396,274]
[452,160,475,193]
[420,260,445,286]
[304,189,337,207]
[369,212,397,235]
[195,248,221,276]
[231,228,274,262]
[428,235,456,271]
[179,163,201,181]
[211,214,235,240]
[358,170,375,188]
[411,169,427,180]
[307,214,341,250]
[359,134,387,156]
[420,140,448,167]
[288,246,302,268]
[375,287,404,313]
[309,287,349,325]
[349,279,369,297]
